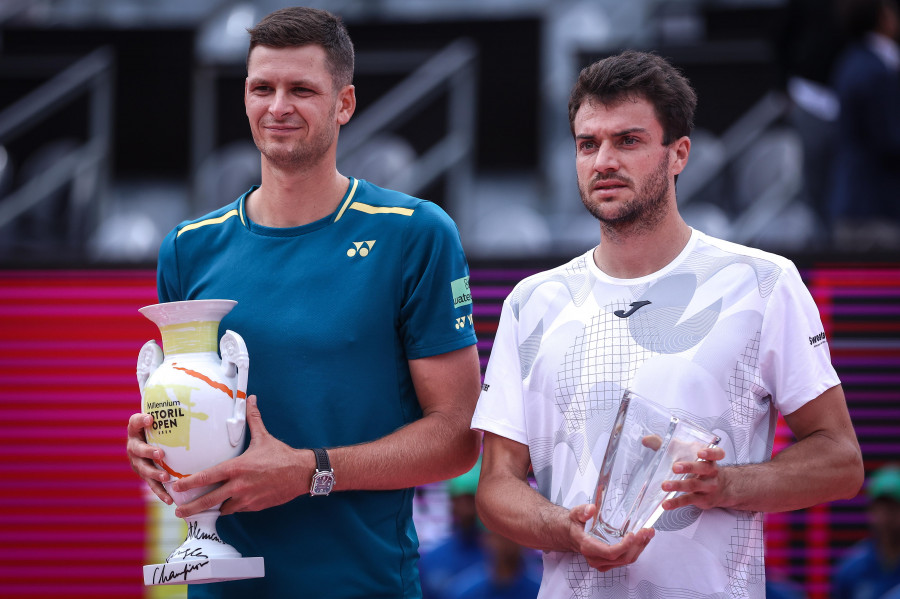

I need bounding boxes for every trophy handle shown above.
[136,340,163,394]
[220,330,249,447]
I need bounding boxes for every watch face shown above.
[311,472,335,496]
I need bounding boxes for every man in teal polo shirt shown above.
[126,7,481,598]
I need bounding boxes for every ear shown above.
[670,135,691,177]
[336,84,356,126]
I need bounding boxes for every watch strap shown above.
[313,447,332,473]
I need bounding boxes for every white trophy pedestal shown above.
[143,505,265,586]
[143,557,265,585]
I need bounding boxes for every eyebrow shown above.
[246,77,318,88]
[575,127,650,140]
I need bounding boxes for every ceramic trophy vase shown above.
[585,390,721,543]
[136,299,264,585]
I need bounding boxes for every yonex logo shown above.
[455,314,474,330]
[347,240,376,257]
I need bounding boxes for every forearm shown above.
[476,432,581,553]
[719,429,863,513]
[328,412,481,491]
[475,472,575,553]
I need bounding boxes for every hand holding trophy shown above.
[585,390,721,543]
[136,299,265,585]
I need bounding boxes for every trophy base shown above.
[143,556,265,586]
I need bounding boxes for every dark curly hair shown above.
[568,50,697,145]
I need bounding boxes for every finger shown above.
[127,433,164,461]
[663,492,700,510]
[581,530,633,561]
[641,434,663,451]
[616,531,653,565]
[673,458,720,476]
[126,433,166,462]
[698,446,726,462]
[171,465,225,493]
[127,413,152,438]
[219,496,245,516]
[570,503,596,526]
[175,487,228,519]
[689,460,719,477]
[663,483,717,510]
[599,535,639,567]
[245,395,268,438]
[127,443,171,484]
[663,474,709,494]
[635,528,655,543]
[147,479,174,505]
[584,532,649,570]
[134,457,172,484]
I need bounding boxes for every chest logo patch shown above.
[614,300,652,318]
[347,240,376,257]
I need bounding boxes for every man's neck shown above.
[593,218,692,279]
[247,159,349,228]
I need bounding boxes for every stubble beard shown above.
[579,152,672,240]
[253,107,337,171]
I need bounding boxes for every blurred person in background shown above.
[829,0,900,251]
[421,458,489,599]
[445,530,542,599]
[421,456,541,599]
[774,0,842,232]
[833,464,900,599]
[126,6,481,598]
[472,50,863,598]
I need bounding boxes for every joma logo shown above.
[614,301,652,318]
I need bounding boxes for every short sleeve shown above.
[399,202,477,359]
[471,296,529,444]
[759,262,840,415]
[156,227,183,303]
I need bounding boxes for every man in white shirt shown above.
[472,50,864,598]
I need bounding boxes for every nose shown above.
[268,90,294,118]
[592,143,619,174]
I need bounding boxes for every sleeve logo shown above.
[451,276,472,309]
[455,314,474,330]
[809,331,827,347]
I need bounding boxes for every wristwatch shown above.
[310,448,335,496]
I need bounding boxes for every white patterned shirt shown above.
[472,229,839,598]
